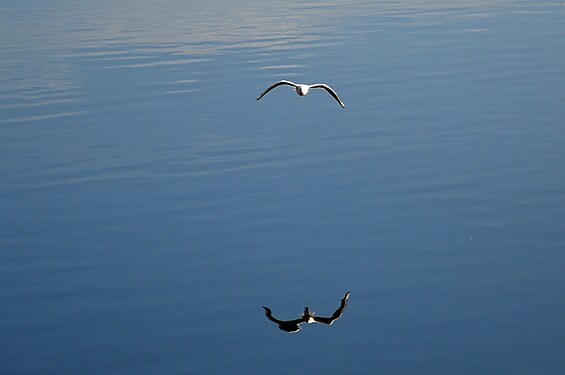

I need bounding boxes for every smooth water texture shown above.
[1,1,564,374]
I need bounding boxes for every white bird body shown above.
[257,80,345,108]
[296,84,309,96]
[305,315,316,324]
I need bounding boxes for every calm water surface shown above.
[1,1,564,374]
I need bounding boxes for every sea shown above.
[1,1,564,374]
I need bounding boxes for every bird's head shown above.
[301,307,315,322]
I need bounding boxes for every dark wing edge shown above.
[262,306,283,324]
[311,84,346,108]
[256,80,298,101]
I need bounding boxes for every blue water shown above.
[1,1,564,374]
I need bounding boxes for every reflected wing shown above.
[256,80,298,100]
[310,83,346,108]
[277,319,304,333]
[311,291,350,325]
[262,307,284,324]
[262,306,305,333]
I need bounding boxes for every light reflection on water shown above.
[1,1,564,374]
[0,0,517,125]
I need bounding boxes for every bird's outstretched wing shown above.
[311,291,350,325]
[256,80,298,101]
[310,83,346,108]
[262,306,306,333]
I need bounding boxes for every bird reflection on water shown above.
[262,291,350,333]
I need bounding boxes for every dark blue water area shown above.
[1,1,564,374]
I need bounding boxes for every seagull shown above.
[262,291,350,333]
[256,80,346,108]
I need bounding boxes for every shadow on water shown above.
[262,291,349,333]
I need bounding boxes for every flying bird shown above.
[256,80,346,108]
[262,291,350,333]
